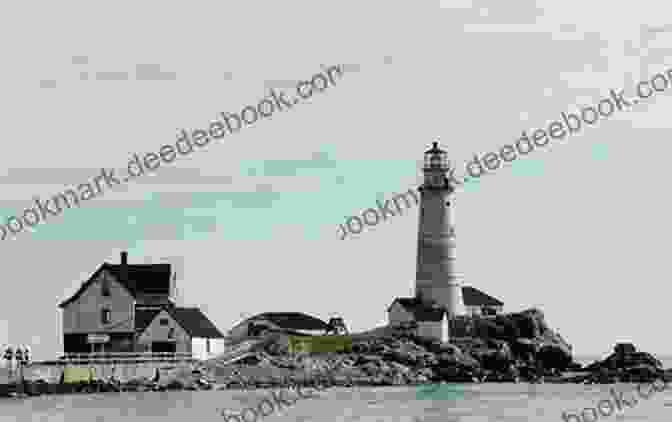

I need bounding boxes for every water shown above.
[3,356,671,421]
[2,382,672,422]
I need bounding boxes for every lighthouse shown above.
[415,141,466,316]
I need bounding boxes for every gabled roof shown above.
[164,307,224,338]
[106,263,171,295]
[389,287,503,320]
[249,312,331,331]
[462,286,503,306]
[58,263,172,308]
[388,297,445,322]
[135,309,162,332]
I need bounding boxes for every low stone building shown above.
[227,312,333,343]
[387,286,504,341]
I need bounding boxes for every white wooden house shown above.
[58,251,224,359]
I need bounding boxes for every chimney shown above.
[160,256,184,305]
[120,251,128,282]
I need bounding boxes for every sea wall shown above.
[14,362,195,384]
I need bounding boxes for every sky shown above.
[1,0,671,361]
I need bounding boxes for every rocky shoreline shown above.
[2,308,670,398]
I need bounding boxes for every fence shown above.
[49,352,196,365]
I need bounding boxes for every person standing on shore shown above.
[3,346,14,379]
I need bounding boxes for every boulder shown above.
[614,343,637,355]
[537,343,572,370]
[471,343,514,372]
[435,365,478,382]
[465,308,573,371]
[586,344,663,377]
[388,349,419,366]
[359,362,380,375]
[511,338,538,362]
[623,364,662,383]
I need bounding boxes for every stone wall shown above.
[21,362,194,383]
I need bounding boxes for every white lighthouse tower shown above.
[415,141,465,316]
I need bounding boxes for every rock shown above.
[359,362,380,375]
[416,368,436,381]
[387,361,411,375]
[624,364,662,383]
[615,343,637,355]
[511,338,538,362]
[585,344,663,381]
[464,308,573,371]
[472,344,514,372]
[388,349,419,366]
[436,366,478,382]
[201,310,582,388]
[537,343,572,370]
[518,365,544,382]
[355,354,383,365]
[500,365,520,382]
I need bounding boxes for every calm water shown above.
[2,357,671,421]
[2,382,672,422]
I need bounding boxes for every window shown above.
[168,328,175,339]
[159,318,169,326]
[101,278,111,297]
[101,308,111,324]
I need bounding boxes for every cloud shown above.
[510,158,545,177]
[258,150,338,177]
[590,143,609,161]
[71,55,89,65]
[342,63,362,72]
[183,217,218,234]
[148,190,283,210]
[462,177,481,192]
[463,23,550,33]
[264,80,299,90]
[39,80,57,89]
[130,167,234,185]
[0,168,102,185]
[141,223,185,241]
[0,166,235,188]
[438,0,472,10]
[135,64,177,81]
[212,191,284,210]
[95,71,129,81]
[645,24,672,34]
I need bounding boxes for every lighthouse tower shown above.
[415,141,465,316]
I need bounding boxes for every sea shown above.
[1,356,671,422]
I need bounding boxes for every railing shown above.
[54,352,196,364]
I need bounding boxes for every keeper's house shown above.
[58,251,225,360]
